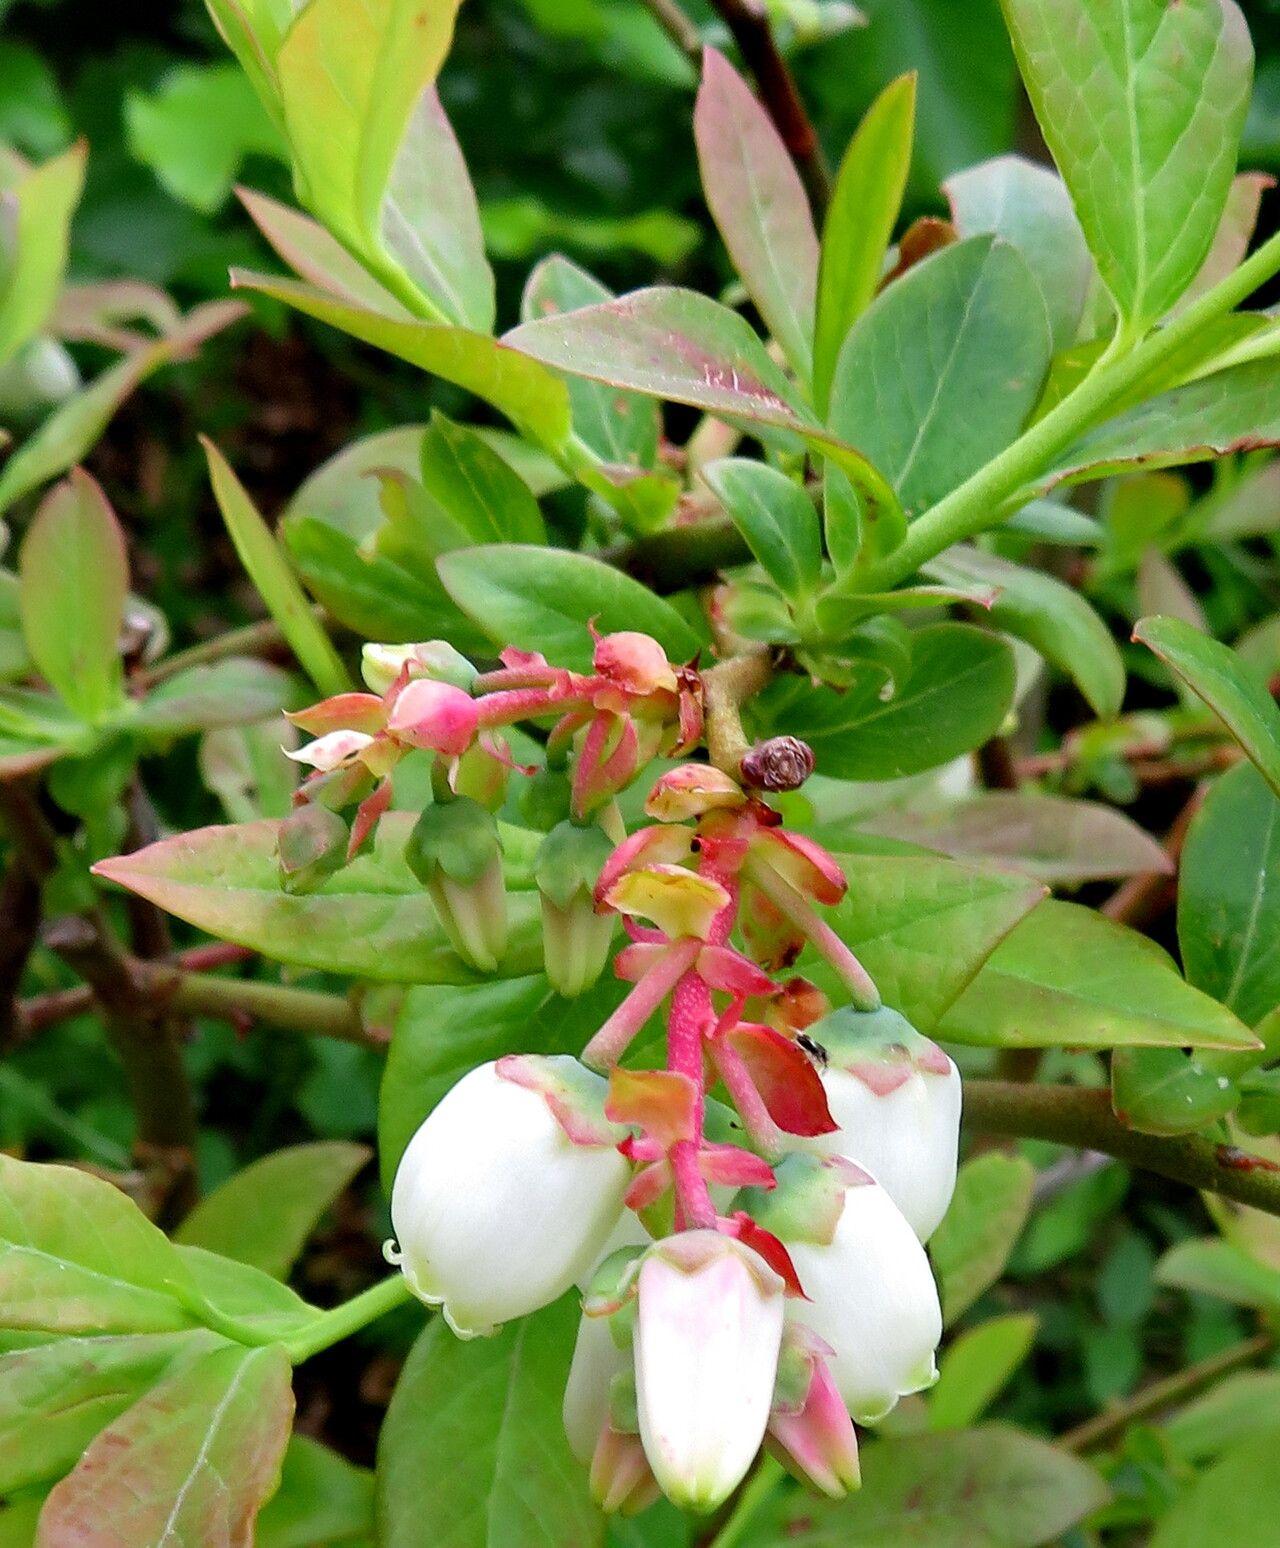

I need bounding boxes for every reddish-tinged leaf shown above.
[36,1342,293,1548]
[1043,359,1280,492]
[237,186,409,316]
[503,286,902,526]
[92,814,546,982]
[695,48,818,380]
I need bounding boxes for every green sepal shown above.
[277,803,350,895]
[534,820,614,909]
[806,1003,947,1081]
[405,796,502,887]
[733,1152,865,1248]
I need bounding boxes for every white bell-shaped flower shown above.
[804,1005,962,1241]
[633,1231,784,1512]
[388,1056,629,1337]
[784,1165,942,1423]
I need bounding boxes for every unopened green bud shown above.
[278,803,349,894]
[535,821,616,997]
[361,640,478,695]
[406,797,507,971]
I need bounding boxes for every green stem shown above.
[140,963,381,1047]
[865,228,1280,589]
[708,1456,785,1548]
[283,1274,416,1364]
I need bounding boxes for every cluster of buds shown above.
[278,630,702,979]
[383,675,964,1517]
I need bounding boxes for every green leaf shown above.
[36,1341,293,1548]
[176,1246,323,1343]
[999,0,1253,331]
[134,659,296,739]
[503,286,902,524]
[944,155,1092,354]
[928,1314,1039,1429]
[770,1424,1106,1546]
[1156,1237,1280,1313]
[0,1153,200,1336]
[815,851,1044,1034]
[1164,1371,1280,1462]
[419,412,546,546]
[200,720,299,824]
[256,1436,375,1548]
[437,545,701,671]
[859,792,1170,885]
[202,437,350,698]
[929,1153,1035,1323]
[0,142,84,365]
[378,87,494,331]
[520,257,659,473]
[175,1141,370,1280]
[0,1333,203,1495]
[1044,360,1280,492]
[0,302,244,515]
[125,63,284,214]
[1134,614,1280,797]
[829,236,1051,518]
[291,515,489,653]
[1177,170,1271,313]
[276,0,462,267]
[701,459,822,602]
[18,470,126,724]
[938,897,1260,1050]
[694,48,818,380]
[760,623,1016,781]
[232,271,571,449]
[379,975,627,1190]
[1111,1046,1239,1136]
[924,545,1124,718]
[92,814,545,983]
[814,73,916,413]
[1179,761,1280,1027]
[1150,1427,1280,1548]
[377,1298,602,1548]
[203,0,289,132]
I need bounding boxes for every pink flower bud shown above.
[386,679,479,757]
[767,1330,860,1498]
[633,1232,784,1512]
[593,631,678,696]
[387,1058,630,1336]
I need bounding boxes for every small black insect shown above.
[796,1033,828,1068]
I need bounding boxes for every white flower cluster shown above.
[388,1017,960,1515]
